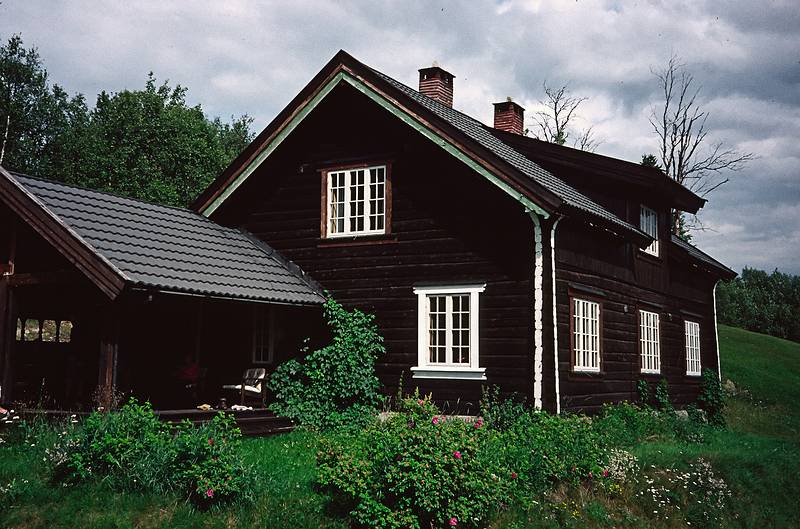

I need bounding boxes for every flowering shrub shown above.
[317,394,515,528]
[698,368,726,427]
[605,449,639,483]
[50,399,252,506]
[636,458,732,526]
[268,297,385,431]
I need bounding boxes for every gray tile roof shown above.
[370,68,647,239]
[671,234,736,277]
[11,173,325,304]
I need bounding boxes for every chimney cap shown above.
[418,65,455,80]
[493,99,525,112]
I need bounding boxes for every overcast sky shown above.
[2,0,798,274]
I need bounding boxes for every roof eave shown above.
[0,167,127,299]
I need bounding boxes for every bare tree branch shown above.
[531,82,598,149]
[649,54,754,236]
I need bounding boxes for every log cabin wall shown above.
[213,84,539,409]
[554,213,719,414]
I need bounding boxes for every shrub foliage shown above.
[51,399,252,506]
[268,297,385,430]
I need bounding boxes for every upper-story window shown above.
[325,165,387,238]
[639,205,659,256]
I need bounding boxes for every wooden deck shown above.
[17,408,295,437]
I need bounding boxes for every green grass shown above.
[1,324,798,528]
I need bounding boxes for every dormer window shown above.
[639,205,659,256]
[323,164,388,238]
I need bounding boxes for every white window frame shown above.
[252,306,275,365]
[572,298,601,373]
[325,165,387,238]
[411,284,486,380]
[639,309,661,374]
[685,320,701,376]
[640,205,659,257]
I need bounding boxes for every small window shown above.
[58,321,73,343]
[24,319,40,341]
[252,307,273,364]
[572,298,601,372]
[639,310,661,374]
[15,318,22,341]
[325,165,387,237]
[640,205,659,256]
[42,320,58,342]
[685,321,701,376]
[412,284,486,380]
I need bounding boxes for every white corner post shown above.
[529,212,544,410]
[550,217,562,414]
[713,280,722,381]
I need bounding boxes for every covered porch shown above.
[0,167,325,417]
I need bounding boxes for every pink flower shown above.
[588,471,594,479]
[432,416,439,425]
[511,472,518,479]
[205,489,214,498]
[208,438,214,446]
[453,451,462,460]
[417,399,425,406]
[449,518,458,526]
[474,418,484,429]
[602,469,609,478]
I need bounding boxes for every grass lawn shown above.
[1,324,798,528]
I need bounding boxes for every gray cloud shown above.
[2,0,798,273]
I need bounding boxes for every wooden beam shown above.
[0,279,16,404]
[97,308,120,410]
[7,270,83,287]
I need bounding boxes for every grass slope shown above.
[0,325,798,528]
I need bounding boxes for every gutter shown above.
[713,280,722,381]
[528,212,544,410]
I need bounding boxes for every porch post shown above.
[0,218,17,404]
[97,307,120,410]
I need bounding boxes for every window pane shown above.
[58,321,73,343]
[16,318,22,341]
[24,319,40,341]
[42,320,57,342]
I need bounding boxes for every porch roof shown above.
[3,169,325,305]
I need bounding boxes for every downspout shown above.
[550,216,562,414]
[529,212,544,410]
[713,280,722,381]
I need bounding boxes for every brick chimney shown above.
[418,64,455,107]
[493,98,525,135]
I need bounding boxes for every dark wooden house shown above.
[193,51,735,414]
[0,50,735,415]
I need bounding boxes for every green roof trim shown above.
[201,71,548,218]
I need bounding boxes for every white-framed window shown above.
[326,165,386,237]
[411,284,486,380]
[640,205,659,256]
[572,298,601,372]
[639,309,661,374]
[685,320,701,376]
[252,306,274,364]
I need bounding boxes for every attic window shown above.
[324,165,388,238]
[640,205,659,256]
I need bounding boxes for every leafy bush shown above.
[697,368,726,427]
[593,402,669,447]
[636,379,652,405]
[50,399,252,506]
[268,297,385,430]
[317,394,515,528]
[655,379,674,412]
[479,385,527,431]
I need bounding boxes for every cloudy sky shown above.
[2,0,798,274]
